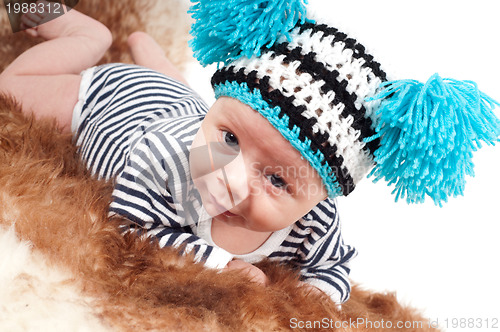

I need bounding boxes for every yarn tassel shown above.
[189,0,308,66]
[365,74,500,206]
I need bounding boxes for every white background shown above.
[184,1,500,330]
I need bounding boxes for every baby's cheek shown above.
[250,200,296,231]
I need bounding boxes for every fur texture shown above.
[0,226,110,331]
[0,0,440,330]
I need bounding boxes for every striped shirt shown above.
[74,63,357,303]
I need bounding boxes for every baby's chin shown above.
[205,201,240,221]
[203,202,223,218]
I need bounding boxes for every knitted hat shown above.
[189,0,500,205]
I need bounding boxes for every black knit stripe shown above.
[296,21,387,81]
[268,42,380,155]
[212,67,355,195]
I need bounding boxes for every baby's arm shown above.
[294,200,357,304]
[299,239,355,303]
[110,131,233,269]
[111,132,273,280]
[117,213,234,269]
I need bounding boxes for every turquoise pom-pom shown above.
[189,0,308,66]
[365,74,500,206]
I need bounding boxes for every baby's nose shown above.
[219,154,249,207]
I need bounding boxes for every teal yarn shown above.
[189,0,308,66]
[366,74,500,206]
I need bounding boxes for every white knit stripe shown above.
[230,54,373,183]
[284,26,384,128]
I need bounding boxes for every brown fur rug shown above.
[0,1,440,330]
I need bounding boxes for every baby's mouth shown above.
[221,210,238,218]
[209,193,238,217]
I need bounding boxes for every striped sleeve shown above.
[75,64,209,180]
[286,199,357,304]
[109,120,233,269]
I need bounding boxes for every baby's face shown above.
[190,97,328,232]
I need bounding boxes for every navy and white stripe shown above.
[75,63,208,180]
[269,198,356,303]
[74,63,356,303]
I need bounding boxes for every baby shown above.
[3,1,497,306]
[0,2,356,303]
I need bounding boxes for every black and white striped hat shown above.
[211,21,387,197]
[189,0,500,204]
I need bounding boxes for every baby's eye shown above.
[222,130,239,150]
[265,174,288,189]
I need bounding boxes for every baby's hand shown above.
[225,259,269,286]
